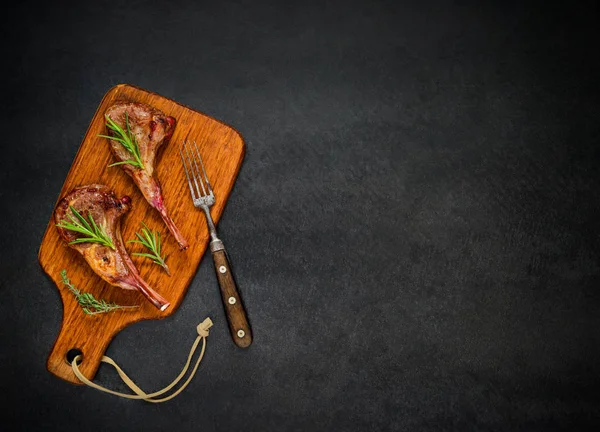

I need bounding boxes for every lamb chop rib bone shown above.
[104,101,189,250]
[54,184,170,311]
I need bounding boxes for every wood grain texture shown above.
[212,248,253,348]
[38,84,245,384]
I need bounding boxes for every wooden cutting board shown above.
[38,84,245,384]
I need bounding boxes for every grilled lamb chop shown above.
[54,184,170,311]
[103,101,189,250]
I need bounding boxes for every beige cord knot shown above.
[71,317,213,403]
[196,317,213,337]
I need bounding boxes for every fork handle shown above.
[211,242,253,348]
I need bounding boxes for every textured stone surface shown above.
[2,1,599,431]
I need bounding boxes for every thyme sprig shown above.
[128,222,170,275]
[60,270,138,315]
[99,112,145,169]
[56,206,115,250]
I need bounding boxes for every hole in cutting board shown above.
[65,348,83,365]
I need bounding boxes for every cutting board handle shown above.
[47,310,117,384]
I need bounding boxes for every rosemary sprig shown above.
[128,222,170,275]
[99,112,145,169]
[60,270,138,315]
[56,206,115,250]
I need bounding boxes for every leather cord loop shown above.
[71,318,213,403]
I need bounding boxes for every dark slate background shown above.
[2,1,599,431]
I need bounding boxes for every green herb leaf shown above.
[60,270,138,315]
[128,222,170,275]
[108,160,139,167]
[100,112,145,169]
[56,206,115,250]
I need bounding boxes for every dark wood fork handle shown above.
[211,247,253,348]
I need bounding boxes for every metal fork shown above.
[180,141,252,348]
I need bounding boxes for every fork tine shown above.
[193,140,214,197]
[180,142,197,200]
[184,141,206,198]
[188,141,207,197]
